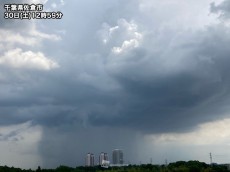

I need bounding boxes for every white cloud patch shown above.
[29,26,61,41]
[112,39,140,54]
[0,48,59,70]
[51,2,57,9]
[100,19,142,54]
[46,0,65,10]
[0,29,38,46]
[60,0,65,6]
[0,27,60,48]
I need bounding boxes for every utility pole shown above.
[210,152,212,165]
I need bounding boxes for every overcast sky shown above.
[1,0,230,169]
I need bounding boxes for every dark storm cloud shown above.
[0,61,119,127]
[210,0,230,19]
[2,0,230,168]
[88,24,230,133]
[1,0,230,134]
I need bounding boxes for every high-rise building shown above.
[85,153,94,166]
[99,152,109,165]
[112,149,123,164]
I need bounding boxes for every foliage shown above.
[0,161,229,172]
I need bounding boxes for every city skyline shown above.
[85,149,124,166]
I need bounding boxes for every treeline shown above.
[98,161,229,172]
[0,161,229,172]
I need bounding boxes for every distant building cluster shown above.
[85,149,127,167]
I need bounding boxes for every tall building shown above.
[99,152,109,165]
[85,153,94,166]
[112,149,123,164]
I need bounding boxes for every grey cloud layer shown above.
[210,0,230,19]
[89,23,230,133]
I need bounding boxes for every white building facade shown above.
[99,152,109,165]
[85,153,94,166]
